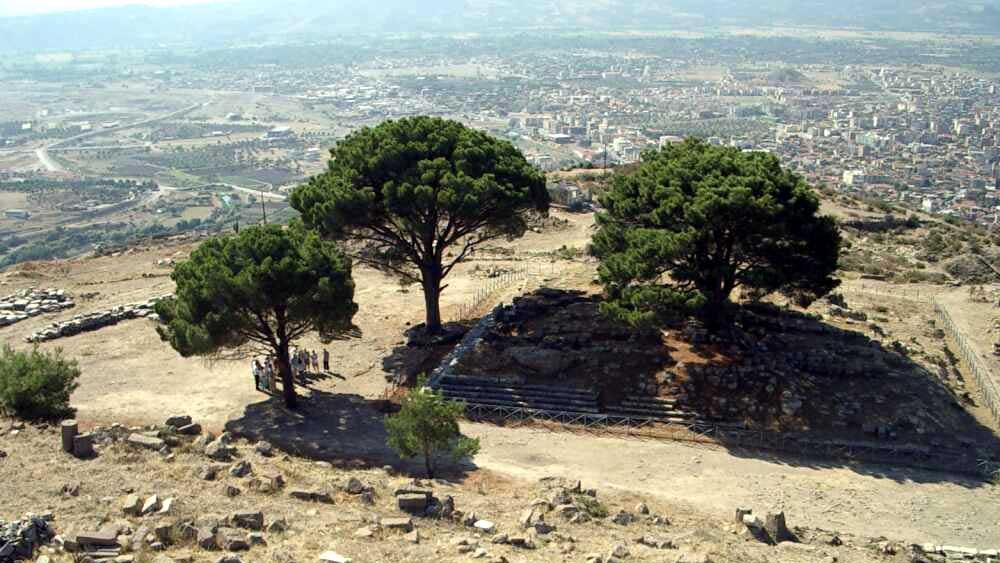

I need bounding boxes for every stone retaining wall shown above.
[26,294,170,343]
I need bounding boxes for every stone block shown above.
[214,528,249,552]
[73,433,95,458]
[380,518,413,532]
[122,494,142,516]
[397,493,429,514]
[230,512,263,531]
[61,420,78,453]
[165,415,192,428]
[127,434,165,451]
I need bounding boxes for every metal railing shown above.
[450,262,559,321]
[462,402,991,476]
[934,302,1000,427]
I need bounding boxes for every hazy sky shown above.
[0,0,222,17]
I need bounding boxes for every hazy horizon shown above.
[0,0,224,17]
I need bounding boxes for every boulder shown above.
[75,530,118,547]
[638,536,674,549]
[177,424,202,436]
[204,440,234,461]
[141,495,161,515]
[289,489,333,503]
[254,441,273,456]
[229,460,252,478]
[198,465,220,481]
[519,508,543,529]
[397,493,430,514]
[153,521,174,544]
[122,494,142,516]
[507,535,536,550]
[764,511,793,543]
[609,543,629,559]
[505,346,572,376]
[343,478,367,495]
[128,434,166,451]
[196,527,217,550]
[230,512,264,531]
[164,415,192,428]
[380,518,413,532]
[73,433,95,458]
[473,520,496,534]
[214,528,249,551]
[611,510,634,526]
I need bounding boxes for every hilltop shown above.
[2,190,1000,562]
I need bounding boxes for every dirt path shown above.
[465,423,1000,547]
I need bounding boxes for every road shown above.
[26,102,205,172]
[34,147,62,173]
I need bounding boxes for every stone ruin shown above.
[0,288,74,328]
[25,295,169,343]
[0,516,53,563]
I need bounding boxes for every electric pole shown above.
[260,188,267,225]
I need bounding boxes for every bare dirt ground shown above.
[1,209,999,551]
[468,423,1000,547]
[0,420,909,563]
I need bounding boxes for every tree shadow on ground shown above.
[450,288,1000,487]
[224,389,476,480]
[381,326,468,386]
[295,370,335,388]
[667,304,1000,487]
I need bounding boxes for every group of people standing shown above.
[290,347,329,375]
[250,347,331,394]
[251,356,278,394]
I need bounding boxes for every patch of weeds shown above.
[574,494,608,518]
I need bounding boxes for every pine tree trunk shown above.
[277,344,297,409]
[422,271,443,335]
[424,443,435,479]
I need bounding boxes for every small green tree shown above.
[0,345,80,420]
[384,381,480,478]
[155,224,358,409]
[592,139,840,325]
[292,116,549,334]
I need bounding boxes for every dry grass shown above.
[0,419,896,563]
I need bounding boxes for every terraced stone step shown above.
[439,385,600,410]
[440,391,602,415]
[438,376,598,400]
[439,385,599,408]
[606,405,696,419]
[603,412,698,424]
[621,398,680,409]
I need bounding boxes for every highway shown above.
[24,102,206,172]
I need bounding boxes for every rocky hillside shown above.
[0,414,979,563]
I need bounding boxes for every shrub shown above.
[384,377,480,478]
[574,494,609,518]
[0,345,80,420]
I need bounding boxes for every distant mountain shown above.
[1,0,999,52]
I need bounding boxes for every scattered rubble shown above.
[0,288,73,328]
[0,517,53,563]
